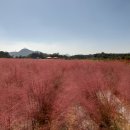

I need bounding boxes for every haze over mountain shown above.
[9,48,34,57]
[0,0,130,54]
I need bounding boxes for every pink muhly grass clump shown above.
[0,59,130,130]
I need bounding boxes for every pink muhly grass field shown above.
[0,59,130,130]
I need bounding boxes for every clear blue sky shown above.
[0,0,130,54]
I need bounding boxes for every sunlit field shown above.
[0,59,130,130]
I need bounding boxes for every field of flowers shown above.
[0,59,130,130]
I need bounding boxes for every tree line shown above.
[0,51,12,58]
[1,51,130,60]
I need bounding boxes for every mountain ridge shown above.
[9,48,34,57]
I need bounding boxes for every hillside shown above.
[9,48,34,57]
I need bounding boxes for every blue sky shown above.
[0,0,130,54]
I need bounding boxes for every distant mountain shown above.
[10,48,34,57]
